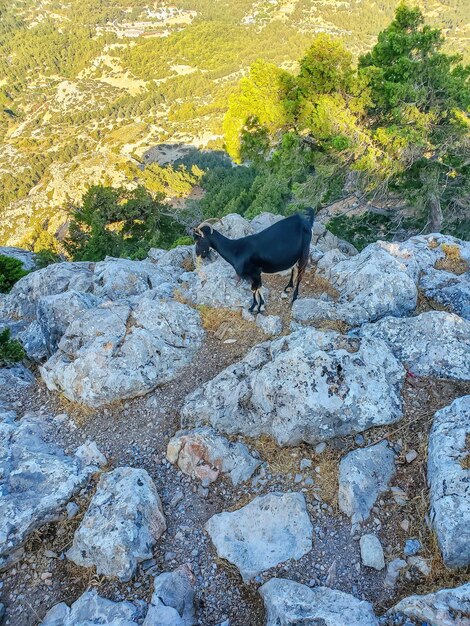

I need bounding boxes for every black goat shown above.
[193,210,314,313]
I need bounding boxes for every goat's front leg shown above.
[283,266,297,293]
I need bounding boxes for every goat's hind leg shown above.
[292,247,309,304]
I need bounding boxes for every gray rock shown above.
[293,242,418,326]
[180,257,254,309]
[2,262,94,322]
[0,246,36,270]
[428,396,470,568]
[251,212,284,233]
[242,309,282,335]
[66,502,80,520]
[167,427,260,486]
[181,329,405,446]
[143,565,195,626]
[360,534,385,570]
[255,314,282,335]
[217,213,254,238]
[259,578,378,626]
[406,556,431,577]
[0,416,97,569]
[205,492,313,582]
[385,582,470,625]
[92,257,175,301]
[40,589,144,625]
[40,298,203,407]
[404,539,421,557]
[339,442,396,524]
[36,290,102,356]
[67,467,166,581]
[384,558,407,589]
[420,268,470,320]
[359,311,470,380]
[0,365,34,399]
[74,440,107,468]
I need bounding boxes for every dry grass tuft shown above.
[173,288,192,306]
[252,435,302,475]
[435,243,469,275]
[316,453,341,507]
[197,306,265,343]
[428,238,439,249]
[311,319,351,334]
[181,256,195,272]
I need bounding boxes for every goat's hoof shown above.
[281,292,288,300]
[258,305,266,313]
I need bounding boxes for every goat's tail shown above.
[304,207,315,228]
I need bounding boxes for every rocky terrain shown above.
[0,213,469,625]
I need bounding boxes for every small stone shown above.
[405,450,418,464]
[400,519,410,532]
[315,442,326,454]
[40,572,52,580]
[44,550,57,559]
[407,555,431,576]
[404,539,421,556]
[355,434,365,445]
[304,477,314,487]
[384,558,407,589]
[294,473,303,484]
[360,534,385,570]
[300,459,312,470]
[66,502,80,520]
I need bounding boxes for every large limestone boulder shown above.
[293,233,470,327]
[92,257,175,300]
[338,441,396,524]
[216,213,254,238]
[428,396,470,568]
[167,427,261,486]
[0,415,98,569]
[67,467,166,581]
[250,212,283,233]
[205,492,312,582]
[181,328,405,446]
[143,566,195,626]
[259,579,378,626]
[0,246,36,270]
[383,582,470,626]
[40,589,145,626]
[1,262,94,321]
[293,242,417,326]
[36,290,102,356]
[40,297,203,407]
[358,311,470,380]
[179,257,254,309]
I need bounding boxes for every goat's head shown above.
[193,218,220,259]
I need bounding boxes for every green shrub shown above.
[0,328,25,365]
[0,255,29,293]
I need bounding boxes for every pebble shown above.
[294,473,303,483]
[384,558,407,589]
[66,502,80,520]
[360,534,385,570]
[400,519,410,532]
[300,459,312,470]
[354,434,365,445]
[404,539,421,556]
[315,442,326,454]
[405,449,418,463]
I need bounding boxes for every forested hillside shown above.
[0,0,469,250]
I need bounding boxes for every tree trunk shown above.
[427,193,443,233]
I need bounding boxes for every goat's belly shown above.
[261,259,297,274]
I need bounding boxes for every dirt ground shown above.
[1,269,469,625]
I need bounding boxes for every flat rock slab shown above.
[428,396,470,568]
[358,311,470,380]
[40,589,144,626]
[41,298,203,407]
[167,427,260,486]
[339,441,396,524]
[383,582,470,626]
[181,328,404,446]
[260,578,378,626]
[143,565,195,626]
[67,467,166,581]
[0,416,97,569]
[205,492,312,582]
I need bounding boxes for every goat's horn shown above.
[195,218,221,234]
